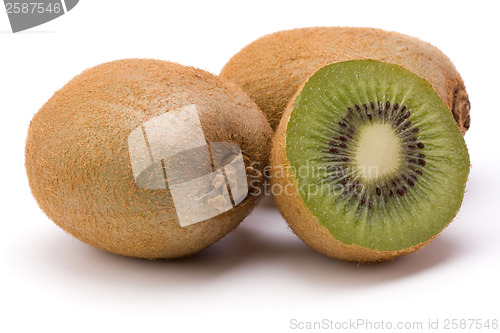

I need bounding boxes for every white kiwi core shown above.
[354,123,401,181]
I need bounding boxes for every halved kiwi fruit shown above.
[25,59,273,259]
[271,60,470,262]
[221,27,470,135]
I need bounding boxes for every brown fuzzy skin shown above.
[221,27,470,134]
[25,59,273,259]
[271,94,442,263]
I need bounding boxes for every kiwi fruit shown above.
[220,27,470,134]
[271,59,470,262]
[25,59,273,259]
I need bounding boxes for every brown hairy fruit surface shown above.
[221,27,470,134]
[25,59,273,259]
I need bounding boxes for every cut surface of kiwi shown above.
[284,60,469,253]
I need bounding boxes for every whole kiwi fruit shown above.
[220,27,470,134]
[25,59,273,259]
[271,60,469,262]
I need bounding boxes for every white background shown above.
[1,1,499,332]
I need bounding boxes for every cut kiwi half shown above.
[271,59,469,262]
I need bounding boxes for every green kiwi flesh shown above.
[286,60,469,251]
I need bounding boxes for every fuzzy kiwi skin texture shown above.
[25,59,273,260]
[221,27,470,134]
